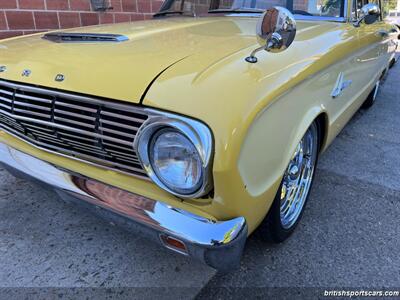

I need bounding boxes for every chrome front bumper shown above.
[0,142,247,272]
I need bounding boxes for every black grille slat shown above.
[0,103,12,112]
[0,95,12,103]
[14,101,52,112]
[55,101,98,113]
[15,93,53,104]
[21,122,54,132]
[13,108,51,120]
[0,80,148,178]
[100,119,140,132]
[99,126,136,139]
[0,88,13,96]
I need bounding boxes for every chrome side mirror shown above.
[353,3,380,27]
[246,6,296,63]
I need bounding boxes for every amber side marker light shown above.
[160,235,188,255]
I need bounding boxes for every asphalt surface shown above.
[0,57,399,299]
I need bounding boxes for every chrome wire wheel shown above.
[279,124,318,229]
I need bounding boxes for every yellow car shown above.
[0,0,398,272]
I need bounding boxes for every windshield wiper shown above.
[153,10,184,17]
[154,9,198,18]
[208,8,264,14]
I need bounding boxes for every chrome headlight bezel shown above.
[134,110,214,199]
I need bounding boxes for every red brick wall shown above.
[0,0,164,40]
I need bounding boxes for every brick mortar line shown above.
[31,11,36,30]
[3,11,10,31]
[56,11,61,30]
[78,10,82,27]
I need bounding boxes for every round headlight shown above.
[149,129,203,195]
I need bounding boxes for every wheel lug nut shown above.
[289,165,299,177]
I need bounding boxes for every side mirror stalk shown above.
[246,33,282,63]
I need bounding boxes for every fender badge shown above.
[0,66,6,73]
[55,74,65,82]
[22,69,31,77]
[331,72,352,98]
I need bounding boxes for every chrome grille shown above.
[0,80,148,178]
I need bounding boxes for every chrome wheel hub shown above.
[280,124,318,229]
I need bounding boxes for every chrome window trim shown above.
[134,109,214,199]
[294,15,347,22]
[226,13,347,22]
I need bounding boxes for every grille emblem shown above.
[22,69,31,77]
[55,74,65,82]
[0,66,6,73]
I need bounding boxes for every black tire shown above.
[257,122,320,243]
[389,58,396,69]
[362,81,380,109]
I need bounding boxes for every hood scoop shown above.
[42,32,129,43]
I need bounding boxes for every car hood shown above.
[0,17,331,103]
[0,17,262,102]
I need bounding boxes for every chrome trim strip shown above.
[293,15,347,22]
[15,93,52,103]
[54,109,96,121]
[0,95,12,102]
[14,101,51,111]
[99,126,136,139]
[0,142,247,271]
[56,102,97,113]
[53,116,95,129]
[42,32,129,43]
[13,108,50,119]
[100,111,145,124]
[100,119,139,131]
[226,13,347,21]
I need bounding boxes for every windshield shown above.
[157,0,345,18]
